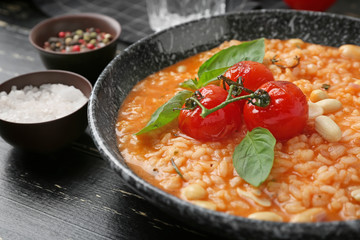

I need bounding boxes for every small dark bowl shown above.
[29,13,121,84]
[88,10,360,240]
[0,70,92,153]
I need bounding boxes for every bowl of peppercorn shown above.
[29,13,121,84]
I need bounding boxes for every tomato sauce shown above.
[116,39,360,222]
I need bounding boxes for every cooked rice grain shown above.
[117,39,360,222]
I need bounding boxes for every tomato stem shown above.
[219,75,254,96]
[192,85,270,118]
[176,75,271,118]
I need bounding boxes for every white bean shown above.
[309,89,329,102]
[183,183,207,200]
[315,99,342,114]
[308,101,324,119]
[315,116,342,143]
[339,44,360,60]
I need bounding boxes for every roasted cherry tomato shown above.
[223,61,274,110]
[243,81,308,141]
[283,0,336,11]
[178,85,242,141]
[224,61,274,92]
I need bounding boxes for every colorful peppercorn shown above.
[58,31,66,38]
[43,28,113,53]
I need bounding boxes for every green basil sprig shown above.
[179,78,198,90]
[180,38,265,90]
[135,90,193,135]
[233,127,276,187]
[136,38,265,135]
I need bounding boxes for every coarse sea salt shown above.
[0,83,88,123]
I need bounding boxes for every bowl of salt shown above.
[0,70,92,153]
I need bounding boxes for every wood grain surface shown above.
[0,1,207,239]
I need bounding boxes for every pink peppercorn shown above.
[72,45,80,52]
[44,28,113,52]
[86,43,95,50]
[58,31,66,38]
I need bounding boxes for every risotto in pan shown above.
[116,39,360,222]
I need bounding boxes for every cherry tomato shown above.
[283,0,336,11]
[223,61,274,110]
[243,81,308,141]
[178,85,242,141]
[224,61,274,92]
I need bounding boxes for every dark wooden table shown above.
[0,1,359,239]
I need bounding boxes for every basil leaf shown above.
[135,90,193,135]
[197,38,265,88]
[233,127,276,187]
[179,78,199,90]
